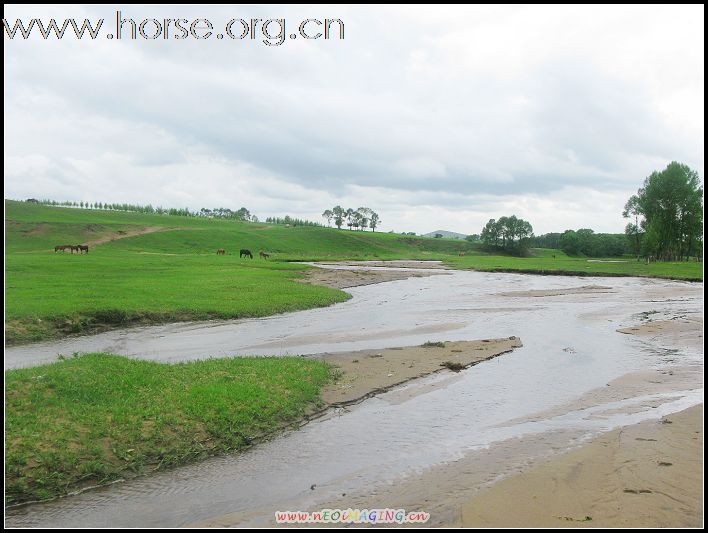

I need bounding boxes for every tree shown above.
[369,212,380,232]
[344,208,354,230]
[355,207,370,231]
[481,219,501,247]
[332,206,345,229]
[322,209,333,227]
[623,162,703,261]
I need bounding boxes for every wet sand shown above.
[452,313,704,527]
[617,315,704,348]
[298,267,445,289]
[298,262,448,289]
[497,284,616,297]
[459,404,703,528]
[314,338,522,407]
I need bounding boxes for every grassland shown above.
[5,353,334,504]
[446,248,704,281]
[5,200,702,345]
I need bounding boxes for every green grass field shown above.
[446,247,704,281]
[5,353,333,504]
[5,200,702,344]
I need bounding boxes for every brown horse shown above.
[458,251,465,257]
[78,245,89,254]
[217,248,226,255]
[54,245,74,253]
[70,245,80,254]
[259,251,270,259]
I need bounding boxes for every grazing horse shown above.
[78,245,89,254]
[70,245,80,254]
[259,251,270,259]
[458,251,465,257]
[54,245,68,253]
[240,249,253,259]
[216,248,226,255]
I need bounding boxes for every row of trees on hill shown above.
[27,199,255,221]
[265,215,322,227]
[321,206,381,231]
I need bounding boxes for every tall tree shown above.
[624,162,703,261]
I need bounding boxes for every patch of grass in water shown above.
[422,341,446,348]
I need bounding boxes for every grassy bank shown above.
[5,353,334,504]
[5,253,351,345]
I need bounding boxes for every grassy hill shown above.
[5,200,702,345]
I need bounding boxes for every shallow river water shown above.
[5,265,704,527]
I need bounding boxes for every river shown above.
[5,265,703,526]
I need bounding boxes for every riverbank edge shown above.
[5,338,521,507]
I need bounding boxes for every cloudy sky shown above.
[4,5,704,235]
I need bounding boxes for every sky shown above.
[3,5,704,235]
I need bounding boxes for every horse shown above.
[78,245,89,254]
[240,249,253,259]
[458,251,465,257]
[259,251,270,259]
[216,248,225,255]
[70,245,80,254]
[54,245,68,253]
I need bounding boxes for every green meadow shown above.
[5,200,702,344]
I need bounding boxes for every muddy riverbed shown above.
[5,263,703,527]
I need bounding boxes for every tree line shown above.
[473,162,702,261]
[321,206,381,231]
[26,199,255,221]
[265,215,322,227]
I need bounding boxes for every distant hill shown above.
[422,230,469,240]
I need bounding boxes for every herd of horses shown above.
[55,244,89,254]
[53,244,268,258]
[217,248,269,259]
